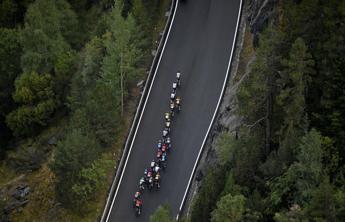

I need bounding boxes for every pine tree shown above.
[102,3,141,116]
[0,28,21,116]
[150,205,174,222]
[276,37,314,170]
[305,177,345,221]
[51,129,100,207]
[6,71,57,136]
[269,130,323,209]
[211,194,246,222]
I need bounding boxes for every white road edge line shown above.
[105,1,180,221]
[175,0,243,220]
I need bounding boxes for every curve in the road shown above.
[106,0,242,221]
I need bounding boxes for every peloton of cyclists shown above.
[131,71,183,216]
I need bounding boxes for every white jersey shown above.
[154,166,160,173]
[170,92,176,100]
[172,82,177,89]
[176,72,181,79]
[163,129,168,137]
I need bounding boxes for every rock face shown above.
[1,183,30,221]
[247,0,278,46]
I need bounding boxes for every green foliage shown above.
[321,136,340,177]
[82,82,121,146]
[192,1,345,222]
[211,194,246,222]
[0,28,21,115]
[274,207,307,222]
[54,0,79,47]
[102,4,142,115]
[20,0,73,74]
[51,129,100,207]
[71,154,112,208]
[50,3,143,210]
[275,38,313,169]
[269,130,323,209]
[12,72,54,104]
[0,28,22,150]
[221,170,242,197]
[233,132,262,190]
[216,133,238,166]
[7,144,47,172]
[0,0,165,219]
[191,166,227,222]
[305,177,345,221]
[68,36,105,111]
[19,0,78,108]
[54,50,77,101]
[238,26,285,122]
[6,72,57,136]
[150,205,174,222]
[66,0,112,48]
[131,0,162,45]
[283,0,345,165]
[0,0,18,27]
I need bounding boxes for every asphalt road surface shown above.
[106,0,241,221]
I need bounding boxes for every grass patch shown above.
[0,164,18,186]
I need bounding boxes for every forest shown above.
[187,0,345,222]
[1,0,345,221]
[0,0,169,221]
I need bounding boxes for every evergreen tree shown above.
[51,129,100,207]
[71,154,112,209]
[0,0,18,27]
[238,26,286,156]
[83,82,121,146]
[0,28,22,150]
[216,133,239,166]
[233,133,262,190]
[6,71,57,136]
[305,177,345,221]
[19,0,78,107]
[68,36,105,111]
[270,130,323,209]
[190,166,227,222]
[150,205,174,222]
[20,0,72,74]
[0,28,21,116]
[275,38,314,172]
[211,194,246,222]
[102,3,142,115]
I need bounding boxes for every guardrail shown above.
[100,0,177,221]
[176,0,243,220]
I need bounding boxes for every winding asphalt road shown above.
[106,0,241,221]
